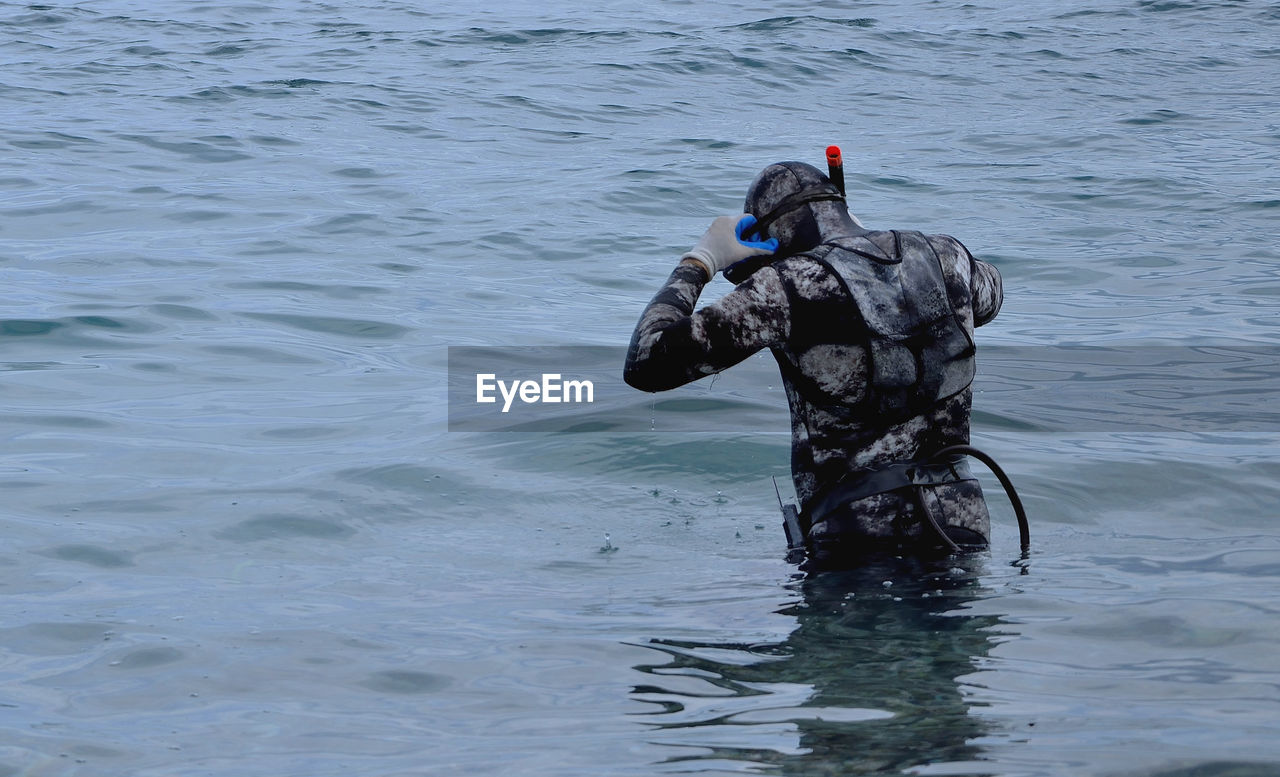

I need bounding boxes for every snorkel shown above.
[826,145,846,197]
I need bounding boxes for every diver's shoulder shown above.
[769,253,845,296]
[772,252,831,275]
[923,232,973,257]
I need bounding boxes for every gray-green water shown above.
[3,1,1279,774]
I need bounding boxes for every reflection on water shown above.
[634,555,1007,775]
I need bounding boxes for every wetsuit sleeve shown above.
[970,256,1003,328]
[932,234,1003,328]
[623,262,791,392]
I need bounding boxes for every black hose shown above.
[913,484,961,553]
[926,444,1031,552]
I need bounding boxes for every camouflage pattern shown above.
[625,228,1003,561]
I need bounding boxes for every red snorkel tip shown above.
[825,145,846,197]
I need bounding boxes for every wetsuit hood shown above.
[726,161,850,284]
[744,162,845,251]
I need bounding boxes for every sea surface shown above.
[3,1,1279,775]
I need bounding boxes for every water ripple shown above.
[3,1,1280,775]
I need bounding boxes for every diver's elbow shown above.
[623,363,666,393]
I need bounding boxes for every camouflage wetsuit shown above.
[624,228,1003,560]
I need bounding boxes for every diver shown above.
[623,153,1005,568]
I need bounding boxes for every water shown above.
[2,0,1279,774]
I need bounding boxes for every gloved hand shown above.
[681,214,779,281]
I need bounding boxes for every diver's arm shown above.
[938,234,1003,327]
[623,260,709,392]
[970,258,1003,327]
[623,264,791,392]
